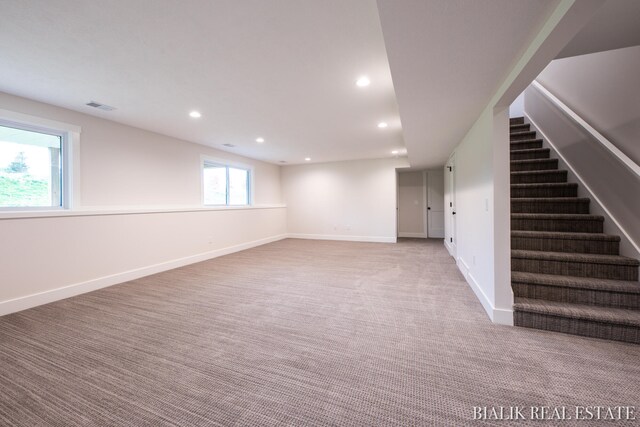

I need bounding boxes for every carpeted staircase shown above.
[509,117,640,344]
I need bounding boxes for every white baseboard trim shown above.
[0,234,288,317]
[456,257,513,326]
[444,239,455,257]
[398,232,427,238]
[287,233,396,243]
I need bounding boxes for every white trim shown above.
[398,232,427,238]
[0,234,288,316]
[287,233,396,243]
[457,257,513,326]
[200,154,255,206]
[0,108,81,134]
[0,111,81,210]
[531,81,640,178]
[444,238,455,256]
[0,204,286,220]
[423,170,428,238]
[527,115,640,255]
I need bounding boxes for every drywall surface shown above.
[509,91,525,118]
[0,91,285,313]
[0,207,287,314]
[397,171,425,237]
[282,157,409,242]
[0,91,282,207]
[537,46,640,166]
[525,84,640,257]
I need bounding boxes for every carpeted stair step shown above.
[511,170,568,184]
[511,197,590,214]
[512,272,640,309]
[511,231,620,255]
[510,117,524,125]
[511,139,543,150]
[510,148,550,161]
[513,298,640,344]
[511,183,577,198]
[511,159,558,172]
[511,130,537,141]
[512,213,603,233]
[511,250,639,280]
[510,123,531,133]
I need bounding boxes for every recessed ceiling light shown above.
[392,150,399,155]
[378,122,388,128]
[189,111,201,118]
[305,157,311,161]
[356,76,370,87]
[256,137,265,143]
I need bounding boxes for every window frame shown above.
[201,156,253,207]
[0,109,80,212]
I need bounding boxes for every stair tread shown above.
[511,158,557,164]
[511,230,620,241]
[512,272,640,293]
[511,213,603,220]
[510,147,548,153]
[514,298,640,327]
[511,197,590,202]
[511,138,542,144]
[511,169,565,175]
[511,183,577,188]
[512,250,640,266]
[511,131,536,136]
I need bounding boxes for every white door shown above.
[397,171,426,238]
[427,170,445,238]
[444,155,456,255]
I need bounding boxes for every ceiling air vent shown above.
[222,143,236,148]
[86,101,116,111]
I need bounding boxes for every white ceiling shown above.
[376,0,558,169]
[0,0,403,165]
[4,1,633,170]
[556,0,640,59]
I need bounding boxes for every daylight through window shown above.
[0,123,64,208]
[203,161,250,206]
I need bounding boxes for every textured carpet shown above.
[1,238,639,426]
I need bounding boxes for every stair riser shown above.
[511,159,558,172]
[511,171,567,184]
[513,284,639,309]
[511,200,590,214]
[510,150,550,161]
[510,117,524,125]
[511,131,537,141]
[514,311,640,344]
[511,236,619,255]
[511,218,603,233]
[510,124,531,133]
[511,186,577,198]
[512,258,638,281]
[511,140,543,150]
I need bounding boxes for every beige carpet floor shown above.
[0,238,638,426]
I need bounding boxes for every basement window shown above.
[202,158,251,206]
[0,120,72,210]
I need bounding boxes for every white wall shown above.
[442,0,601,325]
[0,91,286,315]
[509,91,525,118]
[397,171,425,237]
[525,83,640,258]
[282,157,409,242]
[447,106,512,324]
[536,45,640,166]
[0,92,282,207]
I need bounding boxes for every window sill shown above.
[0,204,286,220]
